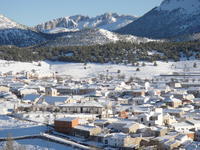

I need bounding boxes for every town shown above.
[0,61,200,150]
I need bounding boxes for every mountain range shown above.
[1,0,200,47]
[35,13,137,33]
[0,13,154,47]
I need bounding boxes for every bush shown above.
[136,68,140,71]
[193,62,197,68]
[153,62,158,66]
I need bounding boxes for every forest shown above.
[0,41,199,64]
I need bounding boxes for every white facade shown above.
[138,108,163,126]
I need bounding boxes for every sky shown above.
[0,0,163,26]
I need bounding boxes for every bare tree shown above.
[3,134,26,150]
[3,135,14,150]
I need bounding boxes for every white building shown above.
[103,133,136,148]
[138,108,163,126]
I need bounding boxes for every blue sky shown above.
[1,0,163,26]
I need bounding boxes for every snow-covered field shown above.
[0,59,200,80]
[0,115,36,130]
[0,115,46,138]
[0,60,50,74]
[49,61,175,79]
[17,139,74,150]
[0,125,47,138]
[0,139,74,150]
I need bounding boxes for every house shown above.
[164,109,184,118]
[18,88,38,97]
[0,106,8,114]
[94,119,109,128]
[131,89,146,97]
[181,141,200,150]
[10,82,26,93]
[103,133,140,149]
[195,129,200,141]
[148,89,161,96]
[55,86,96,95]
[129,96,149,105]
[131,106,150,115]
[45,87,58,96]
[137,108,163,126]
[26,85,45,93]
[159,139,181,150]
[181,82,200,88]
[0,85,10,92]
[119,111,129,119]
[170,119,200,133]
[73,125,101,139]
[54,117,79,134]
[155,133,192,150]
[167,82,182,88]
[59,101,104,115]
[171,122,193,133]
[41,96,68,106]
[122,89,145,97]
[26,70,54,79]
[164,95,182,108]
[107,120,140,133]
[136,126,167,137]
[163,113,177,126]
[117,98,129,104]
[22,94,41,104]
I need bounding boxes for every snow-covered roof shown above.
[105,132,129,139]
[74,125,98,131]
[43,96,68,104]
[59,101,103,108]
[23,94,41,101]
[56,117,78,122]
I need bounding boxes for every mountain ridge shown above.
[34,13,138,33]
[0,13,156,47]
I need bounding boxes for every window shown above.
[141,118,144,122]
[105,140,108,145]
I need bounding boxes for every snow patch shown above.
[99,29,119,41]
[157,0,200,14]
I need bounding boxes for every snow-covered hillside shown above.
[0,14,46,47]
[35,13,137,33]
[0,14,24,29]
[117,0,200,40]
[157,0,200,14]
[42,28,157,47]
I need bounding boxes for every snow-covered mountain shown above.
[35,13,137,33]
[157,0,200,14]
[0,14,46,47]
[40,28,157,47]
[0,14,155,47]
[117,0,200,40]
[0,14,24,29]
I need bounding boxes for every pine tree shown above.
[193,62,197,68]
[153,62,158,66]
